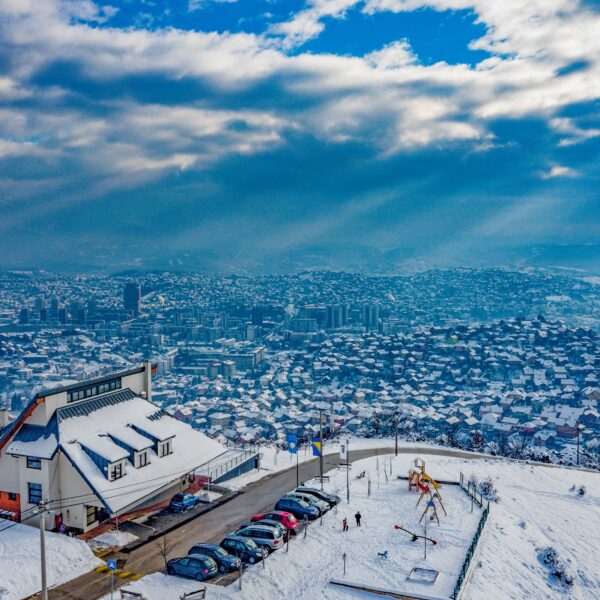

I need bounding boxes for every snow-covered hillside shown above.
[0,520,102,600]
[112,452,600,600]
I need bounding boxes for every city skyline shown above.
[1,1,599,273]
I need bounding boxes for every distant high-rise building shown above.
[34,297,45,312]
[39,308,48,323]
[291,317,317,333]
[87,299,98,318]
[124,282,141,317]
[77,308,87,325]
[18,308,29,325]
[50,296,60,319]
[58,307,67,325]
[325,304,348,329]
[251,306,264,326]
[362,305,380,330]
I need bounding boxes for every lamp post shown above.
[576,424,584,466]
[38,502,48,600]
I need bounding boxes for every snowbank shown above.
[0,520,102,600]
[87,529,138,551]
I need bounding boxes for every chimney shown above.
[0,408,10,427]
[143,360,153,402]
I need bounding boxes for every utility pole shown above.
[39,502,48,600]
[296,442,299,488]
[346,439,350,504]
[319,408,324,491]
[395,414,399,456]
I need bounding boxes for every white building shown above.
[0,362,226,531]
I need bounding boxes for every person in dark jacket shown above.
[355,511,362,527]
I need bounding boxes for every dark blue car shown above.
[169,493,201,513]
[167,554,218,581]
[188,543,242,573]
[275,496,320,520]
[220,535,267,564]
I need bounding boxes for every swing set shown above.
[407,458,447,525]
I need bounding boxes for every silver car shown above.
[234,523,284,553]
[289,491,329,515]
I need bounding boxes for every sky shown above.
[0,0,599,273]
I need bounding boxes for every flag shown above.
[286,433,298,455]
[340,439,348,461]
[311,437,322,457]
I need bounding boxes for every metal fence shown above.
[205,447,259,481]
[451,472,490,599]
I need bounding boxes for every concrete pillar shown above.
[143,360,153,402]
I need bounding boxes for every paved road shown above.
[35,446,499,599]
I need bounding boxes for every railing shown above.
[205,447,260,481]
[451,473,490,599]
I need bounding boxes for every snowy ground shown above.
[110,452,600,600]
[0,520,102,600]
[225,438,403,490]
[87,529,138,551]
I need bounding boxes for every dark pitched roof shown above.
[57,389,137,421]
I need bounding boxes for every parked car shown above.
[296,487,341,508]
[275,496,320,520]
[289,491,329,515]
[169,493,201,513]
[235,523,284,553]
[220,535,267,564]
[250,511,299,533]
[240,519,289,542]
[166,554,218,581]
[187,543,242,573]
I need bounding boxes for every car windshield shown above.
[214,547,228,557]
[172,494,184,501]
[295,498,310,508]
[243,539,258,549]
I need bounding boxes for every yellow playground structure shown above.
[408,458,447,525]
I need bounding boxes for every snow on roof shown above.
[58,391,226,514]
[6,421,58,459]
[109,426,154,452]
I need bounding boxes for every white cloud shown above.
[541,165,579,179]
[0,0,599,193]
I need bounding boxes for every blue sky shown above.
[0,0,599,273]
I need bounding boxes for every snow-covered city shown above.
[2,0,600,598]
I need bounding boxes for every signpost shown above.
[107,559,117,600]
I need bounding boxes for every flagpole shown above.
[319,408,324,491]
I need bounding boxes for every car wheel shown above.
[196,573,204,581]
[167,567,175,575]
[219,565,226,573]
[248,556,256,564]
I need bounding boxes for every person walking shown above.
[355,511,362,527]
[342,517,349,532]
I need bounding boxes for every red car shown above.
[250,510,299,532]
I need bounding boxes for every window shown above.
[86,505,97,526]
[158,439,173,457]
[28,482,42,505]
[67,377,121,403]
[27,457,42,470]
[136,451,148,468]
[8,492,17,501]
[109,462,124,481]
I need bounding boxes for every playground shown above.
[321,455,485,598]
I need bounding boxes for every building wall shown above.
[58,453,103,531]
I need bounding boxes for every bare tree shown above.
[156,529,173,572]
